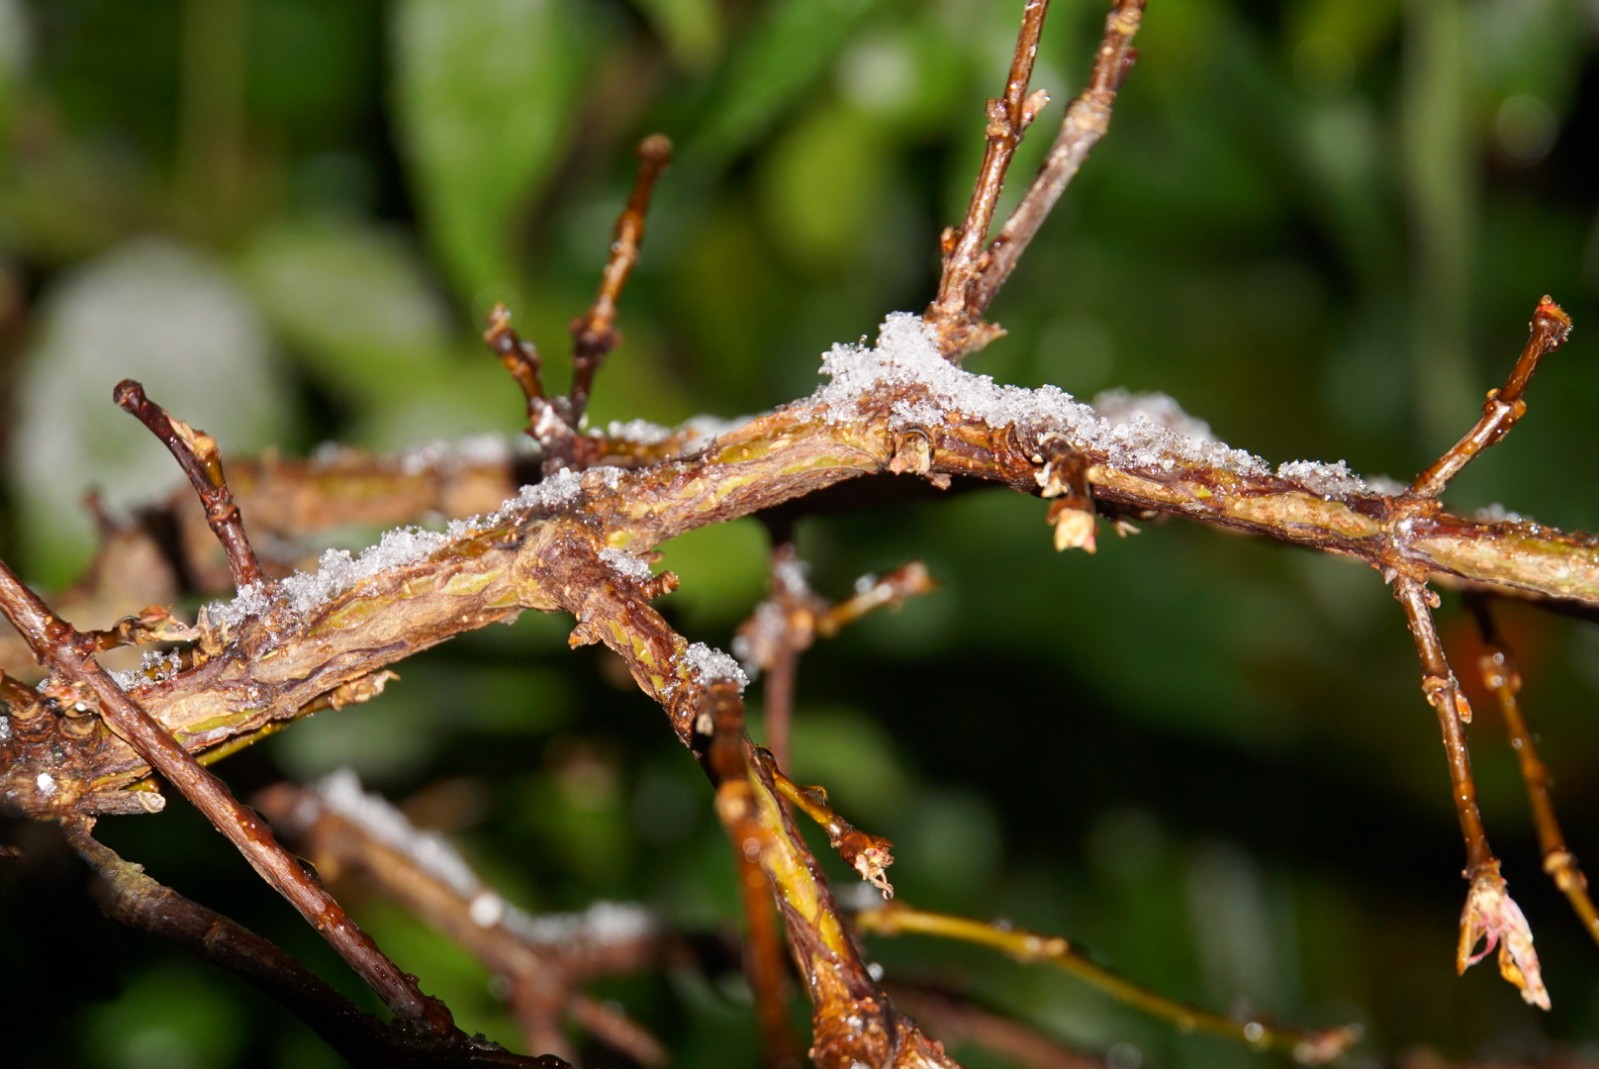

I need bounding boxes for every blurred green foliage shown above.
[1,0,1597,1066]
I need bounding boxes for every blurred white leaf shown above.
[12,238,288,581]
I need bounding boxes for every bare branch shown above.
[973,0,1144,320]
[767,754,895,899]
[113,379,263,588]
[925,0,1053,357]
[0,558,455,1033]
[927,0,1145,359]
[67,827,560,1068]
[485,303,549,406]
[854,902,1360,1065]
[258,773,669,1064]
[1394,577,1550,1009]
[703,680,804,1069]
[1410,297,1573,499]
[1467,597,1599,948]
[568,133,673,426]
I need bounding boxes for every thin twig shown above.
[1467,597,1599,948]
[765,754,895,898]
[0,558,455,1033]
[79,605,199,652]
[925,0,1053,356]
[485,303,548,404]
[1394,577,1550,1009]
[67,826,558,1068]
[258,774,669,1065]
[855,903,1359,1065]
[566,577,957,1066]
[113,379,263,588]
[815,562,937,638]
[1411,298,1572,498]
[737,550,935,767]
[967,0,1145,340]
[567,134,673,426]
[704,678,803,1069]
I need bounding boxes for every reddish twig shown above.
[485,303,549,405]
[567,134,673,426]
[1394,578,1549,1009]
[855,903,1360,1065]
[112,380,263,588]
[0,558,455,1033]
[1467,597,1599,948]
[1410,298,1572,499]
[484,303,576,451]
[924,0,1053,357]
[973,0,1144,323]
[739,541,821,769]
[928,0,1145,360]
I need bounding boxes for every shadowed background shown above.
[1,0,1597,1066]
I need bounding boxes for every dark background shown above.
[1,0,1598,1066]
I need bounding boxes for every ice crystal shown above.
[599,546,654,583]
[396,433,517,475]
[110,649,184,691]
[683,641,749,692]
[1091,388,1215,441]
[1275,458,1367,498]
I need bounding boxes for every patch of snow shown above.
[683,641,749,692]
[311,768,480,898]
[206,467,616,630]
[1475,503,1526,524]
[812,313,1273,479]
[1275,458,1367,498]
[468,891,505,928]
[773,555,810,594]
[682,414,752,441]
[308,770,652,948]
[731,600,787,677]
[109,649,184,691]
[500,900,655,949]
[599,547,654,583]
[396,433,515,475]
[277,526,451,617]
[605,418,674,445]
[605,414,751,449]
[1091,388,1215,442]
[1367,474,1408,496]
[0,715,10,742]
